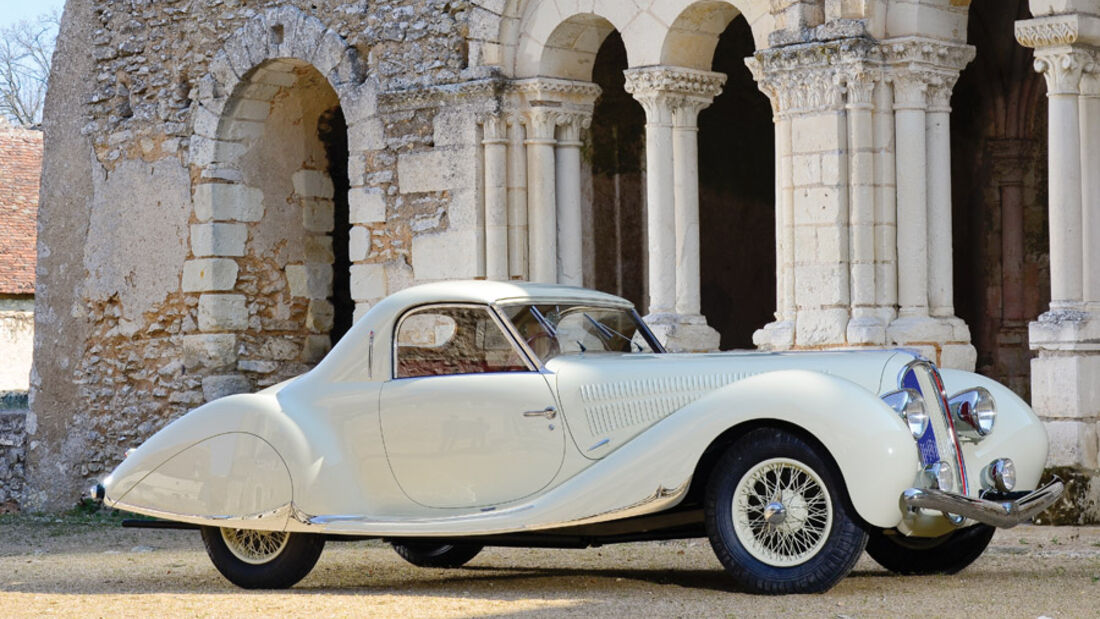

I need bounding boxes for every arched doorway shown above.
[199,59,353,390]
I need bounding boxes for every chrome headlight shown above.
[982,458,1016,492]
[924,461,954,492]
[948,387,996,439]
[882,389,929,439]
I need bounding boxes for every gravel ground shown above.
[0,514,1098,618]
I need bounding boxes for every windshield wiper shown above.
[584,313,641,352]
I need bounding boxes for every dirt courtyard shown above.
[0,513,1098,617]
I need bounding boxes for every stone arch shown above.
[183,8,373,400]
[508,0,774,79]
[661,1,743,70]
[882,0,970,42]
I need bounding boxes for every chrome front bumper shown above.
[901,478,1064,528]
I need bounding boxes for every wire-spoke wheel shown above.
[201,526,325,589]
[220,528,291,565]
[705,428,868,594]
[731,457,833,567]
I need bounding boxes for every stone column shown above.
[524,107,558,284]
[624,69,677,318]
[844,74,885,344]
[872,80,898,326]
[891,73,931,321]
[1080,61,1100,312]
[555,113,587,287]
[926,80,956,319]
[625,67,724,351]
[507,115,529,280]
[482,114,509,281]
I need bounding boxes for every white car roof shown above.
[377,280,634,309]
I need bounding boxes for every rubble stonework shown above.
[0,393,28,512]
[28,0,1100,522]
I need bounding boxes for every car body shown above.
[96,281,1063,593]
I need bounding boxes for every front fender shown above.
[643,369,919,529]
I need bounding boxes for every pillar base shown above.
[753,320,795,351]
[646,313,721,352]
[846,315,887,345]
[887,315,976,370]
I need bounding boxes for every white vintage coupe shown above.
[94,281,1062,593]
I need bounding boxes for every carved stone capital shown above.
[553,110,591,144]
[524,107,559,142]
[750,37,879,117]
[1033,47,1094,95]
[881,36,976,73]
[1016,15,1081,49]
[481,113,509,143]
[511,77,602,109]
[623,66,727,125]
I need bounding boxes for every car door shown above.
[379,303,564,509]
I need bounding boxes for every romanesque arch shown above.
[184,7,375,399]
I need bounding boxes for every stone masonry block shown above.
[198,294,248,331]
[791,112,845,154]
[795,308,849,347]
[302,334,332,363]
[411,228,482,280]
[348,119,384,151]
[286,263,333,299]
[794,187,845,225]
[821,152,844,186]
[350,263,386,301]
[348,226,370,262]
[1045,420,1099,469]
[398,149,472,194]
[194,184,264,222]
[182,259,239,292]
[191,223,247,257]
[939,343,977,371]
[306,299,335,333]
[202,374,252,402]
[349,187,386,223]
[302,198,335,232]
[292,169,334,199]
[433,111,478,147]
[792,154,821,187]
[1031,355,1100,419]
[305,236,334,264]
[181,334,238,372]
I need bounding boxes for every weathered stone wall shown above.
[0,392,27,512]
[0,300,33,391]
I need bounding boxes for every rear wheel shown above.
[201,526,325,589]
[392,541,483,568]
[704,428,868,594]
[865,524,995,574]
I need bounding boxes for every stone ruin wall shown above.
[27,0,482,509]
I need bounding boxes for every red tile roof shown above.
[0,119,41,295]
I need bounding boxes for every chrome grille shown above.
[902,361,969,495]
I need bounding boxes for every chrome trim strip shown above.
[900,478,1064,529]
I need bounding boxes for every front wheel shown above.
[392,541,483,568]
[865,524,995,574]
[201,526,325,589]
[704,428,868,594]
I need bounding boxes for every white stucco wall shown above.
[0,301,33,391]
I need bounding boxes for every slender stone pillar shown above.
[624,70,677,317]
[1036,48,1087,310]
[507,116,528,280]
[1080,63,1100,311]
[926,81,956,318]
[891,74,930,320]
[845,75,884,344]
[872,80,898,325]
[555,114,586,287]
[525,108,558,284]
[482,114,509,281]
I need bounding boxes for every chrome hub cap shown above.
[731,457,833,567]
[220,528,290,565]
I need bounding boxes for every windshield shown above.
[502,303,661,363]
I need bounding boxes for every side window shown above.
[395,306,529,378]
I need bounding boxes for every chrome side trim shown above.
[105,499,295,531]
[900,478,1064,529]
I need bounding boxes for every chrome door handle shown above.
[523,406,557,419]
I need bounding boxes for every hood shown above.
[546,348,910,459]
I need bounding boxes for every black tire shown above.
[201,526,325,589]
[704,428,868,594]
[865,524,995,575]
[391,541,484,568]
